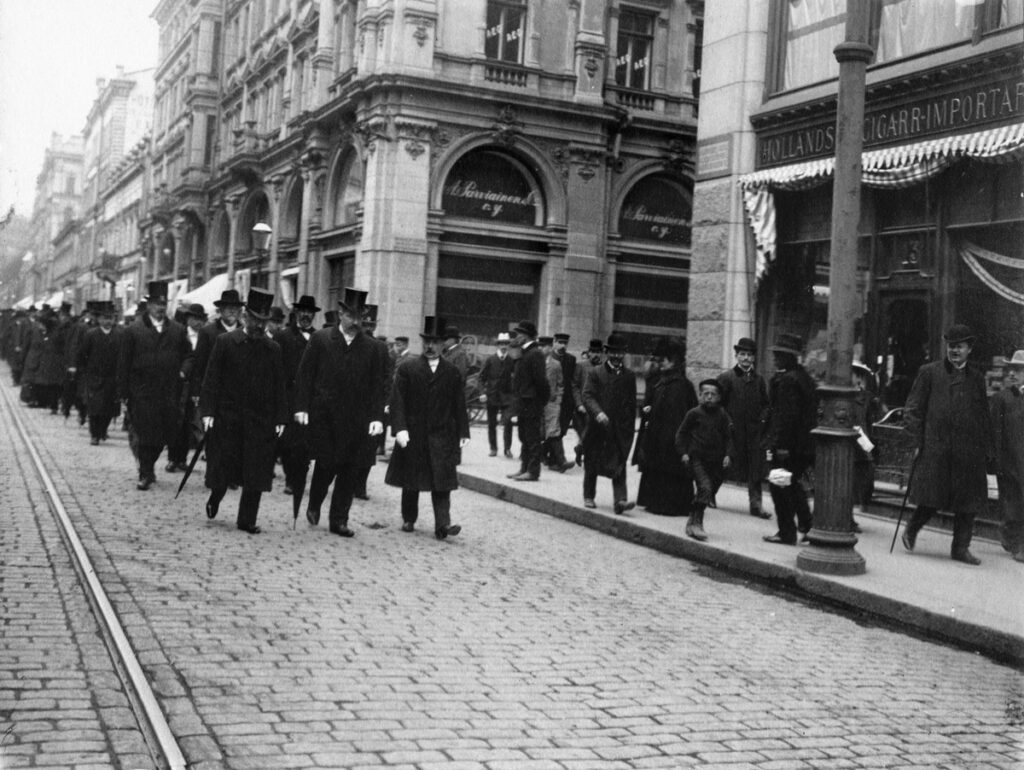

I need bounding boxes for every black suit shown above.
[273,324,314,491]
[168,325,213,465]
[77,325,123,440]
[513,340,550,477]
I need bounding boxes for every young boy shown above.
[675,379,734,541]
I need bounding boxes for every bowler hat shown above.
[145,280,169,302]
[511,319,538,338]
[244,288,275,320]
[554,333,570,343]
[337,287,368,315]
[292,295,321,313]
[1004,350,1024,368]
[269,306,286,323]
[605,332,628,351]
[183,303,207,319]
[943,323,976,344]
[362,304,379,325]
[734,337,757,353]
[444,326,461,340]
[538,336,554,346]
[213,289,243,307]
[420,316,447,340]
[588,338,604,353]
[768,332,803,356]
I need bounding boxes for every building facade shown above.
[146,0,703,355]
[690,0,1023,397]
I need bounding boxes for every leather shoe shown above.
[206,499,219,519]
[556,461,575,473]
[583,498,596,509]
[488,449,497,457]
[901,529,916,552]
[504,450,514,459]
[165,462,181,473]
[508,472,538,481]
[306,508,320,526]
[354,493,370,501]
[952,550,981,565]
[136,476,153,491]
[238,525,262,535]
[284,484,293,495]
[763,533,796,545]
[90,437,100,446]
[401,521,414,533]
[436,524,461,540]
[329,525,355,537]
[613,500,636,515]
[749,508,771,519]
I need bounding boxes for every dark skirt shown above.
[637,470,693,516]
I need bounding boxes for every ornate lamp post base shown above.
[797,384,866,576]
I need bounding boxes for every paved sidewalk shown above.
[456,425,1024,666]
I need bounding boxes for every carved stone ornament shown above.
[405,140,426,159]
[663,138,695,175]
[492,105,524,147]
[411,17,432,47]
[584,53,601,79]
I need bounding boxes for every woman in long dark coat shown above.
[77,304,123,443]
[636,339,698,516]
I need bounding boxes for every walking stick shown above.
[889,452,919,554]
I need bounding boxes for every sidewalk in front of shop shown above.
[455,424,1024,667]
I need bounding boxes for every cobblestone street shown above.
[2,387,1023,769]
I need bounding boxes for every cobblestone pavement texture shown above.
[1,383,1023,769]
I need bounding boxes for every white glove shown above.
[202,416,214,432]
[294,412,308,425]
[275,424,285,438]
[459,437,469,448]
[368,421,383,436]
[479,394,487,403]
[395,430,410,448]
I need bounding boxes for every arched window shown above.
[328,152,364,228]
[442,148,544,226]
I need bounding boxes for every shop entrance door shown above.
[876,290,930,408]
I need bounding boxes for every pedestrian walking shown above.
[676,379,734,541]
[851,360,882,531]
[539,336,573,471]
[552,333,578,464]
[900,324,994,565]
[991,350,1024,563]
[636,338,697,516]
[76,301,122,445]
[166,303,210,472]
[441,326,471,379]
[353,303,393,500]
[201,289,244,349]
[479,332,515,457]
[386,315,469,540]
[762,332,816,545]
[273,294,319,496]
[21,307,64,411]
[507,320,550,481]
[581,333,637,513]
[200,288,288,535]
[64,303,95,425]
[117,281,194,491]
[571,339,604,465]
[293,288,386,537]
[717,337,770,519]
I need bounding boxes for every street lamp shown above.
[251,222,272,284]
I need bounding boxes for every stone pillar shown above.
[796,3,872,577]
[225,194,241,287]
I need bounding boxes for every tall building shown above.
[151,0,703,352]
[689,0,1023,396]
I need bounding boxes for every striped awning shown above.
[739,122,1024,191]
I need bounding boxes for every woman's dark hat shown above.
[145,280,170,302]
[292,295,321,313]
[605,332,628,351]
[244,288,275,320]
[943,324,975,344]
[420,316,447,340]
[338,287,368,314]
[734,337,757,353]
[214,289,244,307]
[511,320,537,338]
[768,332,803,356]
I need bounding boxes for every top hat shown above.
[214,289,244,307]
[496,332,511,343]
[554,333,570,343]
[323,310,338,327]
[145,280,169,302]
[269,306,286,323]
[362,304,379,325]
[244,288,275,320]
[943,323,976,344]
[588,338,604,353]
[420,316,447,340]
[605,332,628,351]
[94,300,117,317]
[59,301,73,314]
[538,336,554,346]
[1004,350,1024,368]
[734,337,757,353]
[183,303,207,319]
[768,332,803,356]
[444,326,461,340]
[84,300,99,314]
[293,295,321,313]
[337,287,368,315]
[28,304,37,312]
[511,320,538,338]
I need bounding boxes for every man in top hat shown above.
[353,303,394,499]
[507,319,550,481]
[117,280,194,490]
[900,324,994,565]
[441,326,471,379]
[571,339,605,465]
[479,331,515,457]
[200,288,288,534]
[64,300,97,425]
[580,333,637,513]
[76,301,123,445]
[385,316,468,540]
[762,332,816,545]
[293,287,387,537]
[166,303,211,472]
[717,337,771,519]
[273,294,320,495]
[991,351,1024,563]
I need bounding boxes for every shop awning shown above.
[13,295,34,310]
[173,273,229,317]
[739,123,1024,280]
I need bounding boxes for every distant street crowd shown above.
[1,287,1021,567]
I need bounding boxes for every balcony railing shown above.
[484,62,529,87]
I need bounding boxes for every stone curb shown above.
[459,471,1024,668]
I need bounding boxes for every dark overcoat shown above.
[904,360,993,514]
[718,364,768,479]
[22,323,65,386]
[554,350,577,433]
[117,315,193,447]
[77,326,123,418]
[385,356,470,492]
[200,329,288,492]
[272,324,312,458]
[479,352,514,407]
[513,343,550,403]
[992,386,1024,486]
[764,364,817,465]
[582,363,638,477]
[639,368,697,476]
[293,327,385,467]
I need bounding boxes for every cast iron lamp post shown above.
[251,222,272,287]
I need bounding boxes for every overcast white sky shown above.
[0,0,157,216]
